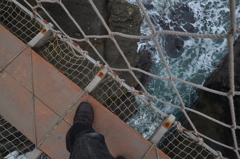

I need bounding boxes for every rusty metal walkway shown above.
[0,24,170,159]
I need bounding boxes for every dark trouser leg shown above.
[66,121,95,153]
[66,122,116,159]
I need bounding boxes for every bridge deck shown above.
[0,24,170,159]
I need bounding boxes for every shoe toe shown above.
[74,102,94,126]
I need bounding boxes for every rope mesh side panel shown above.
[0,0,42,43]
[0,115,34,158]
[0,116,52,159]
[158,125,216,159]
[0,0,239,158]
[38,37,101,89]
[90,75,160,137]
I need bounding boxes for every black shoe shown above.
[116,156,125,159]
[73,102,94,127]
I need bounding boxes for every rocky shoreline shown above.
[33,0,149,121]
[39,0,144,87]
[182,36,240,158]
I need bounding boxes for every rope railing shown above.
[0,0,239,158]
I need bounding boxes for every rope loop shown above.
[52,30,61,37]
[197,137,204,146]
[228,90,235,97]
[215,151,223,159]
[129,87,136,95]
[109,33,114,40]
[85,37,90,43]
[59,36,68,42]
[36,1,42,7]
[31,10,37,20]
[175,121,182,130]
[82,51,88,60]
[94,61,101,68]
[104,65,111,72]
[152,30,157,38]
[119,79,125,87]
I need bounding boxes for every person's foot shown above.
[73,102,94,127]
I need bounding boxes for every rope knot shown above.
[82,51,88,60]
[119,79,125,87]
[129,87,137,95]
[175,121,182,130]
[109,33,114,40]
[85,37,89,43]
[94,61,101,68]
[215,151,223,159]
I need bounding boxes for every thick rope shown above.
[228,0,239,157]
[3,0,240,157]
[142,144,160,159]
[136,0,198,134]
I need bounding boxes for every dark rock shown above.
[174,37,184,51]
[42,0,108,38]
[143,3,154,10]
[165,35,184,58]
[182,36,240,158]
[135,43,154,90]
[33,0,143,121]
[39,0,108,61]
[40,0,143,88]
[106,0,143,87]
[149,2,196,58]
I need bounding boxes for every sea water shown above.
[126,0,240,137]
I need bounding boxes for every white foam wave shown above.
[125,0,234,116]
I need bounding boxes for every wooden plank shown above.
[0,24,170,159]
[32,52,84,117]
[35,97,60,144]
[39,120,70,159]
[4,47,33,92]
[0,25,26,69]
[0,70,35,142]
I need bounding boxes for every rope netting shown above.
[0,0,240,158]
[159,123,218,159]
[0,115,34,158]
[38,36,101,89]
[0,115,51,159]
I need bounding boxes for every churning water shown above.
[131,0,240,114]
[125,0,240,137]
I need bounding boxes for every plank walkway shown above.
[0,24,170,159]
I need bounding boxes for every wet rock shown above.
[182,36,240,159]
[165,35,184,58]
[135,43,154,90]
[40,0,108,61]
[40,0,143,87]
[146,2,196,58]
[106,0,143,87]
[34,0,143,121]
[143,3,154,10]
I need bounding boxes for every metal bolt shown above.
[56,134,63,140]
[41,28,47,34]
[97,71,104,78]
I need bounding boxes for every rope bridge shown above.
[0,0,239,158]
